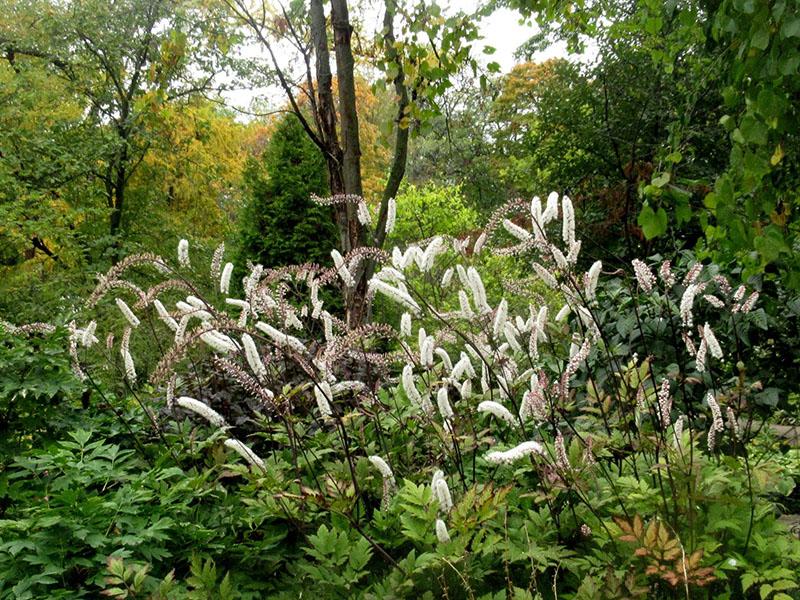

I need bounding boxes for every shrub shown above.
[0,323,85,460]
[236,113,337,271]
[388,182,478,245]
[7,192,800,598]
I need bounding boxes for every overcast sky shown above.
[222,2,581,115]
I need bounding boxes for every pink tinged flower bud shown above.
[585,261,602,299]
[703,294,725,308]
[437,387,454,421]
[477,400,516,424]
[713,275,731,294]
[357,199,371,225]
[368,455,396,487]
[562,195,575,245]
[331,250,355,288]
[116,298,140,328]
[369,279,421,314]
[314,381,333,419]
[631,259,656,293]
[177,239,190,268]
[680,284,699,328]
[242,333,267,381]
[224,438,266,471]
[706,392,724,452]
[659,260,675,287]
[703,323,723,359]
[542,192,559,224]
[435,519,450,543]
[672,415,685,448]
[503,218,531,241]
[219,262,234,295]
[473,231,488,254]
[458,290,474,318]
[434,477,453,513]
[695,338,708,372]
[533,262,558,289]
[555,432,570,473]
[741,291,759,313]
[400,312,412,337]
[657,379,672,429]
[682,332,697,357]
[683,263,703,285]
[493,299,508,337]
[485,441,545,465]
[726,406,739,440]
[385,197,396,234]
[175,396,226,427]
[467,267,491,313]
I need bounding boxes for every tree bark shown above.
[309,0,348,250]
[375,0,410,249]
[329,0,372,327]
[330,0,365,256]
[330,0,363,203]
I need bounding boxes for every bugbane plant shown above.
[56,190,796,597]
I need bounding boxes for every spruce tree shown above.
[238,114,336,270]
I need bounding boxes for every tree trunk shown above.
[329,0,372,327]
[330,0,363,203]
[309,0,348,244]
[375,0,409,250]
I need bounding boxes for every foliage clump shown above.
[2,193,797,598]
[237,114,338,270]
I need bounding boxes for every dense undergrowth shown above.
[1,193,800,599]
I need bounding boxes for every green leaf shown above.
[665,151,682,163]
[780,17,800,38]
[753,227,788,262]
[674,195,692,224]
[740,115,768,145]
[751,27,770,50]
[638,203,668,239]
[652,172,670,188]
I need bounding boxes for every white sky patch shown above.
[220,1,595,117]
